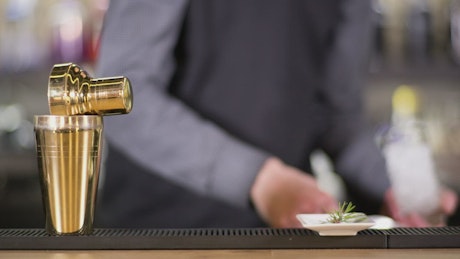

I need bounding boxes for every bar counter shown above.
[0,227,459,258]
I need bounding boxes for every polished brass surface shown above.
[34,115,103,235]
[36,63,131,235]
[48,63,132,116]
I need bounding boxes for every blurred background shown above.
[0,0,460,227]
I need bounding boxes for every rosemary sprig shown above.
[325,201,367,223]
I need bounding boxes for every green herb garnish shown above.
[326,201,367,223]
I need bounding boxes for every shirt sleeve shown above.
[96,0,269,208]
[319,0,390,213]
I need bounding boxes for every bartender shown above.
[95,0,457,228]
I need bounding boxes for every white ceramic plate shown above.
[296,214,375,236]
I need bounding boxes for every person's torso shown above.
[170,0,342,169]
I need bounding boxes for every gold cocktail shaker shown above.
[35,63,132,235]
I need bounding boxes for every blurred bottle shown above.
[87,0,110,63]
[405,0,432,66]
[48,0,91,63]
[449,0,460,65]
[0,0,43,72]
[382,85,441,223]
[370,0,386,72]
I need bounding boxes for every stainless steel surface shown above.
[48,63,132,116]
[34,115,103,235]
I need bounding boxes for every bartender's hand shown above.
[382,187,458,227]
[250,157,338,228]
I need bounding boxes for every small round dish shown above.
[296,214,375,236]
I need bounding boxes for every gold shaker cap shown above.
[48,63,133,116]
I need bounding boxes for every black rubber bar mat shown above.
[0,227,459,250]
[385,227,460,248]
